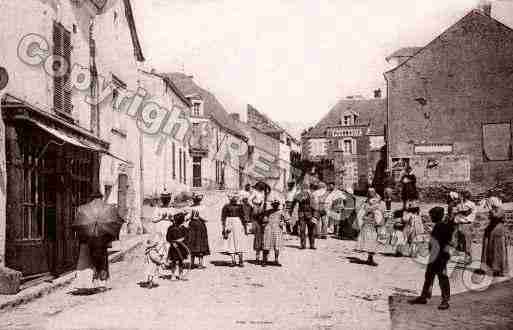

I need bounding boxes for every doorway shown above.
[193,156,202,188]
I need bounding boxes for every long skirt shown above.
[403,217,425,243]
[263,224,283,251]
[482,222,509,276]
[222,217,249,254]
[357,223,379,253]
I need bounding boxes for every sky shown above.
[131,0,513,124]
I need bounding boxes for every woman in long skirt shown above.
[262,200,285,266]
[481,197,509,277]
[221,193,248,267]
[356,188,385,266]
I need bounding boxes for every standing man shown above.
[289,182,316,249]
[453,190,476,263]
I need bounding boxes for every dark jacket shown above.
[290,190,314,220]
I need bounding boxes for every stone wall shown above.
[386,11,513,191]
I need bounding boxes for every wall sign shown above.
[414,144,453,154]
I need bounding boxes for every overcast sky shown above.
[131,0,513,124]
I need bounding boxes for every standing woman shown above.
[400,166,418,210]
[480,197,509,277]
[221,193,247,267]
[356,188,385,266]
[251,182,270,264]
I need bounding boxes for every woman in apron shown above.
[221,193,248,267]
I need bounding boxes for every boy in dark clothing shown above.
[410,206,455,310]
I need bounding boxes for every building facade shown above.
[385,7,513,198]
[302,95,386,193]
[246,105,301,194]
[0,0,145,278]
[167,73,248,191]
[138,70,192,201]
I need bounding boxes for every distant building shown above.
[385,5,513,196]
[302,93,386,193]
[246,105,301,192]
[167,73,248,191]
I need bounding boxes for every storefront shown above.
[1,95,121,279]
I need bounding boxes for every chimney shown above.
[230,113,240,122]
[374,89,382,99]
[478,0,492,17]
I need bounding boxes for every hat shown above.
[488,196,502,209]
[449,191,459,200]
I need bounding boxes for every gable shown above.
[386,10,513,77]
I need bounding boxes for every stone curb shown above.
[0,236,145,312]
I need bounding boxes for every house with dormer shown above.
[302,91,386,193]
[166,73,248,191]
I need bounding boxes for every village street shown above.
[1,193,510,330]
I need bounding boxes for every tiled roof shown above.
[304,98,386,138]
[165,73,247,141]
[385,47,423,61]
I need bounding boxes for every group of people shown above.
[143,201,211,288]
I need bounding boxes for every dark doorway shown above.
[193,156,202,188]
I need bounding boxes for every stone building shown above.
[301,93,386,193]
[385,5,513,198]
[0,0,145,279]
[246,104,301,193]
[167,73,248,191]
[138,69,192,201]
[232,113,282,194]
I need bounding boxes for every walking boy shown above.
[410,206,455,310]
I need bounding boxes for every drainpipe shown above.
[383,73,391,172]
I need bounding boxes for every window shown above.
[179,148,182,183]
[193,102,201,116]
[482,123,512,161]
[343,139,353,154]
[53,22,72,116]
[172,142,176,179]
[343,116,351,126]
[183,151,187,184]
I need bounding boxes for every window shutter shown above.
[53,22,73,115]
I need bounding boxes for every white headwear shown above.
[488,196,502,209]
[449,191,459,200]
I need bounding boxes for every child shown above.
[185,209,210,269]
[166,212,190,280]
[402,202,425,256]
[262,200,286,266]
[409,206,455,310]
[143,235,164,288]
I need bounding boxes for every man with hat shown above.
[289,181,316,249]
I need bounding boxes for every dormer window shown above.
[343,115,351,126]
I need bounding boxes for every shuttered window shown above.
[53,22,73,116]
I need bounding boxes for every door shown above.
[193,156,202,188]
